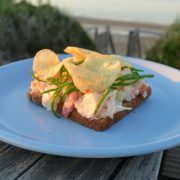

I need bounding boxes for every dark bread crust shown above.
[26,87,151,131]
[27,89,42,105]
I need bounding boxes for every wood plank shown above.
[166,147,180,153]
[0,141,43,180]
[161,146,180,179]
[17,155,124,180]
[162,169,180,180]
[0,141,6,146]
[163,166,180,174]
[0,141,11,152]
[114,152,163,180]
[63,158,123,180]
[164,157,180,165]
[162,172,180,179]
[165,152,180,159]
[17,155,81,180]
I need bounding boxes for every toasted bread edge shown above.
[26,87,151,131]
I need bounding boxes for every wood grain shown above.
[0,141,163,180]
[17,155,124,180]
[114,152,163,180]
[161,146,180,179]
[62,158,124,180]
[0,141,43,180]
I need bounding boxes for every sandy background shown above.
[77,17,169,58]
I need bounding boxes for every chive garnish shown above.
[94,88,111,115]
[41,88,57,94]
[93,66,154,114]
[32,64,154,117]
[32,66,78,118]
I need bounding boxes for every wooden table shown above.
[0,141,163,180]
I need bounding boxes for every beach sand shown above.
[77,17,169,31]
[77,17,169,57]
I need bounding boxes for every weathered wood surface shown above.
[0,141,163,180]
[18,156,124,180]
[161,146,180,179]
[114,151,163,180]
[0,142,43,180]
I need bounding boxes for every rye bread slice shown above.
[26,87,151,131]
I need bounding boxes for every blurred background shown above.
[0,0,179,69]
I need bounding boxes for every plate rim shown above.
[0,56,180,158]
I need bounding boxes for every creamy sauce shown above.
[74,90,131,119]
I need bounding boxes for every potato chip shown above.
[33,48,122,91]
[33,49,62,80]
[33,49,60,73]
[64,53,121,93]
[35,63,63,80]
[64,46,98,61]
[111,55,132,67]
[63,57,75,64]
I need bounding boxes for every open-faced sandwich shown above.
[27,47,154,131]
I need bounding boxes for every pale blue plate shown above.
[0,55,179,158]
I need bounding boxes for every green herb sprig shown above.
[94,66,154,114]
[32,66,78,117]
